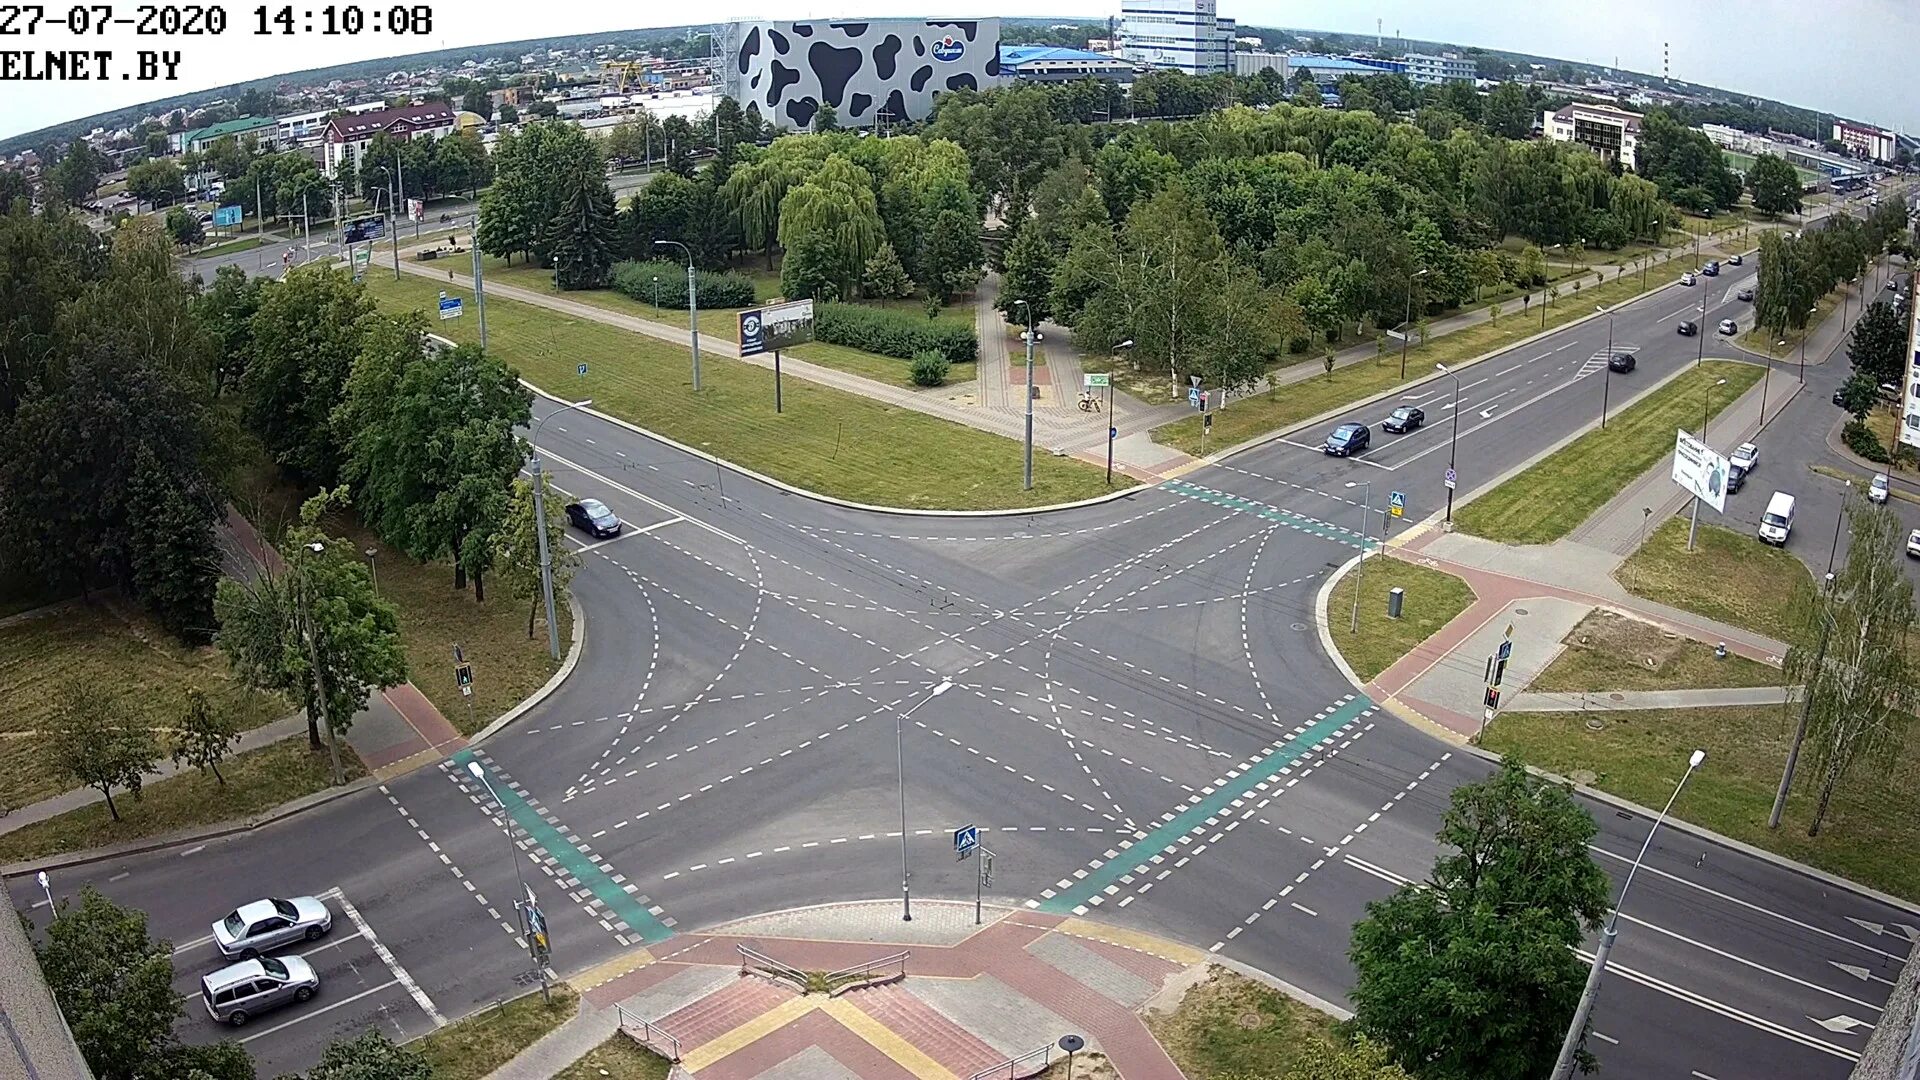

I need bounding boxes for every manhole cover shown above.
[1584,720,1605,733]
[1514,607,1530,616]
[1290,622,1309,632]
[1608,693,1625,701]
[1572,768,1599,784]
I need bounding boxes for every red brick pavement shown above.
[981,948,1186,1080]
[842,983,1007,1077]
[582,956,689,1009]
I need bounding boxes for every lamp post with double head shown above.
[528,398,595,660]
[653,240,700,391]
[1400,268,1430,380]
[1436,363,1461,525]
[1014,299,1036,490]
[895,681,954,921]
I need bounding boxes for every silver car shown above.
[202,955,319,1026]
[212,896,332,958]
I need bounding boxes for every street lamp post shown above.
[1799,306,1816,383]
[364,546,379,594]
[1110,340,1133,486]
[1349,481,1370,634]
[528,398,595,661]
[1549,749,1708,1080]
[1597,305,1615,429]
[1014,299,1036,491]
[651,274,660,315]
[466,760,551,1003]
[1437,363,1461,525]
[895,681,954,921]
[653,240,700,391]
[295,540,346,786]
[1400,268,1430,380]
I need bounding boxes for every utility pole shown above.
[297,541,346,786]
[1015,299,1036,491]
[1350,483,1370,633]
[654,240,701,390]
[528,399,594,660]
[387,168,400,280]
[472,216,489,351]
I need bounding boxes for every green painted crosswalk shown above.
[1161,479,1369,549]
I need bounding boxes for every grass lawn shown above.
[553,1032,672,1080]
[1155,260,1695,457]
[0,739,361,863]
[1528,608,1783,694]
[193,234,275,259]
[1738,289,1840,357]
[785,339,977,390]
[362,274,1125,510]
[412,984,579,1080]
[1144,968,1339,1080]
[1482,703,1920,903]
[1615,518,1816,643]
[1326,558,1478,682]
[0,604,288,809]
[1453,361,1764,545]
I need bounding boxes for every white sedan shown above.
[1908,528,1920,559]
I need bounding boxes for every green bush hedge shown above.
[815,302,977,363]
[610,260,758,310]
[1844,419,1889,462]
[909,350,951,387]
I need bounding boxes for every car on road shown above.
[1737,287,1754,302]
[1681,272,1697,286]
[1834,386,1849,407]
[212,896,332,959]
[565,498,622,538]
[1759,491,1796,546]
[1907,528,1920,559]
[1324,422,1370,456]
[202,955,319,1026]
[1718,319,1739,335]
[1729,443,1760,472]
[1703,261,1720,276]
[1382,406,1424,433]
[1727,464,1748,494]
[1607,353,1636,373]
[1729,253,1744,266]
[1871,474,1891,504]
[1677,319,1698,336]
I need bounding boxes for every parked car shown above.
[1727,464,1748,494]
[201,956,319,1026]
[1834,386,1849,407]
[564,498,622,538]
[1703,261,1720,276]
[1324,422,1371,457]
[1737,287,1754,302]
[1871,474,1891,504]
[212,897,332,959]
[1677,319,1698,336]
[1607,353,1636,373]
[1718,319,1739,335]
[1382,406,1424,433]
[1759,491,1796,546]
[1729,253,1744,266]
[1729,443,1759,472]
[1906,528,1920,559]
[1681,272,1697,286]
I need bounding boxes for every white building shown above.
[1402,52,1474,87]
[1834,120,1896,164]
[1118,0,1234,76]
[1541,102,1642,170]
[1232,51,1288,79]
[322,102,456,181]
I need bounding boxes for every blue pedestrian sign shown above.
[1109,426,1118,440]
[1388,491,1406,518]
[1496,639,1512,662]
[1188,386,1201,408]
[577,363,589,376]
[437,292,463,320]
[954,824,979,856]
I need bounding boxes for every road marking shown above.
[180,845,206,857]
[334,890,444,1026]
[1830,961,1898,988]
[107,871,129,882]
[1289,902,1318,917]
[538,446,742,545]
[1581,950,1860,1061]
[172,932,217,955]
[236,978,402,1043]
[1809,1014,1874,1035]
[1613,912,1883,1013]
[1593,1032,1619,1045]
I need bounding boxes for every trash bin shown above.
[1387,587,1404,619]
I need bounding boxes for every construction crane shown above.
[600,60,650,94]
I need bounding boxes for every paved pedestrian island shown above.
[503,900,1215,1080]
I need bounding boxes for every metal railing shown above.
[824,950,910,995]
[969,1044,1056,1080]
[614,1002,682,1061]
[737,943,809,989]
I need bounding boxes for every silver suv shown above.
[212,896,332,958]
[201,955,319,1026]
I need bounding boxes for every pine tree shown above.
[545,168,618,291]
[861,241,914,299]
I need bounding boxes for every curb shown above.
[1313,551,1368,692]
[470,590,587,744]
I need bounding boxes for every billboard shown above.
[1672,428,1730,513]
[1901,271,1920,450]
[408,198,425,222]
[343,216,387,244]
[737,299,815,357]
[212,204,242,227]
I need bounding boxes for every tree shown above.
[526,99,558,119]
[1285,1037,1414,1080]
[33,887,183,1080]
[0,167,28,212]
[497,101,519,125]
[778,156,883,299]
[661,115,696,176]
[1847,299,1905,387]
[434,130,489,199]
[916,175,984,302]
[812,102,840,132]
[164,206,205,247]
[304,1031,432,1080]
[1747,153,1802,217]
[204,134,251,179]
[170,686,238,784]
[998,224,1059,325]
[545,164,620,290]
[126,158,186,207]
[243,264,375,483]
[861,240,914,299]
[1783,494,1916,836]
[46,681,159,821]
[197,265,264,395]
[1838,372,1880,420]
[461,86,493,117]
[604,118,646,164]
[1349,758,1609,1080]
[491,474,579,639]
[478,121,603,268]
[216,489,408,753]
[49,141,104,204]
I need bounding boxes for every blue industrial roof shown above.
[999,45,1130,66]
[1288,55,1377,73]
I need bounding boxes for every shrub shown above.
[909,349,951,387]
[814,302,977,363]
[610,260,757,310]
[1844,419,1889,462]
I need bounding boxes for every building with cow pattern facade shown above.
[721,19,1002,132]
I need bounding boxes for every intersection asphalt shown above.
[19,215,1918,1079]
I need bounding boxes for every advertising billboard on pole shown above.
[737,299,815,357]
[1672,428,1729,513]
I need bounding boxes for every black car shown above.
[1726,464,1748,494]
[1324,422,1370,456]
[1677,319,1698,336]
[565,498,622,538]
[1383,406,1424,433]
[1607,353,1636,373]
[1834,387,1848,407]
[1728,253,1743,266]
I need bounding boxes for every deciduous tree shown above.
[243,264,374,483]
[127,158,186,207]
[47,681,159,820]
[33,887,182,1080]
[491,474,579,639]
[170,687,238,784]
[1746,153,1803,217]
[302,1031,432,1080]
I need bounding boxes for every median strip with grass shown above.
[362,274,1125,510]
[1144,968,1340,1080]
[1326,558,1478,682]
[1613,518,1814,643]
[1527,608,1783,693]
[1153,258,1694,457]
[1737,288,1840,358]
[1453,360,1763,545]
[412,983,580,1080]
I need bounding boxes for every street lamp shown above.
[1549,749,1707,1080]
[1014,299,1036,491]
[1436,363,1461,525]
[364,546,379,594]
[653,240,700,391]
[1109,340,1133,486]
[651,273,660,315]
[528,398,595,661]
[1348,480,1371,634]
[1597,304,1615,429]
[1400,268,1430,380]
[895,680,954,921]
[1799,305,1817,383]
[466,760,551,1003]
[1701,377,1727,439]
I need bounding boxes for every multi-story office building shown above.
[1541,102,1642,170]
[1118,0,1234,75]
[1402,52,1475,86]
[1834,120,1897,164]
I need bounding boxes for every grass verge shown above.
[193,234,275,259]
[1527,608,1783,693]
[0,740,362,863]
[1154,259,1694,457]
[1614,518,1815,643]
[1144,968,1338,1079]
[1454,360,1763,545]
[363,274,1126,510]
[0,603,287,809]
[1326,558,1478,683]
[412,984,579,1080]
[1482,704,1920,903]
[1738,289,1839,357]
[553,1032,671,1080]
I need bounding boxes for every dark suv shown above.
[1607,353,1636,373]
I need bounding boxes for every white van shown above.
[1759,492,1795,546]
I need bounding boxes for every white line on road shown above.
[1613,912,1884,1013]
[180,844,206,857]
[333,891,445,1026]
[236,978,401,1043]
[1289,902,1318,917]
[173,932,216,955]
[1582,950,1860,1062]
[1592,1032,1619,1045]
[539,447,742,545]
[1692,1071,1719,1079]
[107,871,129,882]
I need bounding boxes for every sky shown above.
[3,0,1915,143]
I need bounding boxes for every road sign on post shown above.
[438,292,463,320]
[1445,467,1457,490]
[455,663,473,696]
[1187,386,1201,408]
[954,824,979,858]
[1389,491,1406,517]
[1083,373,1110,388]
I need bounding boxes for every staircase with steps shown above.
[652,975,798,1055]
[843,982,1011,1078]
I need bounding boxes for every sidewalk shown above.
[486,900,1229,1080]
[1504,685,1798,712]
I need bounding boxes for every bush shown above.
[1844,419,1889,462]
[610,260,757,310]
[909,349,951,387]
[814,302,977,363]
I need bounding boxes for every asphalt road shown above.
[18,196,1918,1079]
